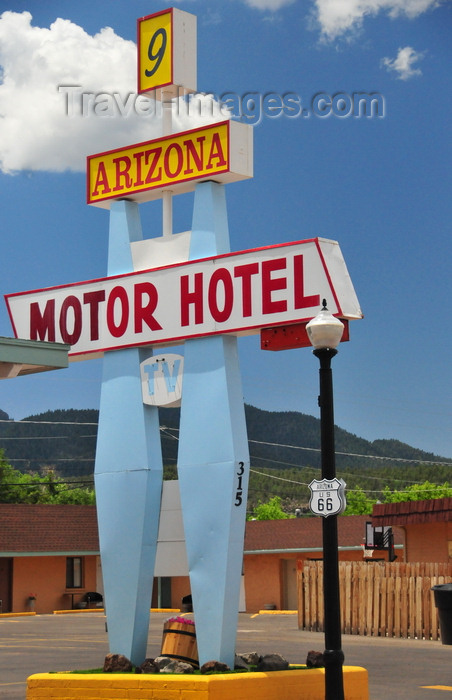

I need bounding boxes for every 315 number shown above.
[235,462,245,506]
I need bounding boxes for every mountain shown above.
[0,408,98,477]
[0,405,449,487]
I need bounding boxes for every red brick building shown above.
[372,497,452,563]
[0,504,405,614]
[0,504,100,614]
[243,514,404,611]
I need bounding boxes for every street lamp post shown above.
[306,300,345,700]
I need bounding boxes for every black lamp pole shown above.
[313,346,345,700]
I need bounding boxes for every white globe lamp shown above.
[306,299,344,350]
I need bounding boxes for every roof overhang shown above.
[244,545,404,556]
[372,497,452,527]
[0,551,100,557]
[0,337,70,378]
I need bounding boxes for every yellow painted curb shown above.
[258,610,297,615]
[52,607,180,615]
[0,611,36,618]
[27,666,369,700]
[53,608,105,615]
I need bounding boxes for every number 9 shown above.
[145,28,167,78]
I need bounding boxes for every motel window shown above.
[66,557,83,589]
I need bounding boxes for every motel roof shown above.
[0,337,69,378]
[0,504,405,557]
[372,497,452,527]
[244,514,404,554]
[0,504,99,555]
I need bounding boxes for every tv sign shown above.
[141,353,183,407]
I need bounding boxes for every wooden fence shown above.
[297,561,452,640]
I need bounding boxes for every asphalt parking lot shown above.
[0,611,451,699]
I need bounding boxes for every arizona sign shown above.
[87,120,253,208]
[5,238,362,360]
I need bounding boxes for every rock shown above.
[237,651,260,666]
[306,650,324,668]
[153,656,173,670]
[159,659,194,674]
[256,653,289,672]
[135,658,160,674]
[234,654,250,670]
[103,653,133,673]
[200,660,230,674]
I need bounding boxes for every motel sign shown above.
[5,6,362,669]
[6,238,361,359]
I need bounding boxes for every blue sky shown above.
[0,0,451,459]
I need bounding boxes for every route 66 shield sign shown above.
[309,478,347,517]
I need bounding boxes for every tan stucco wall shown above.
[405,521,452,562]
[171,575,190,608]
[12,555,98,613]
[244,553,284,612]
[243,549,376,613]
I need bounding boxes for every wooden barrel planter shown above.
[161,617,198,667]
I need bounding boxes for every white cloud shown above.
[0,11,224,174]
[312,0,442,41]
[381,45,424,79]
[243,0,295,9]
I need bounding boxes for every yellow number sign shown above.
[138,8,196,97]
[138,9,172,93]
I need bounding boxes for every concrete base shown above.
[27,666,369,700]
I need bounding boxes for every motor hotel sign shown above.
[87,120,252,208]
[5,238,362,360]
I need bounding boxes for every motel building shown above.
[0,482,408,616]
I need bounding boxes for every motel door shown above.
[0,557,12,613]
[282,559,298,611]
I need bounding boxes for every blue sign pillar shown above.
[94,200,163,665]
[177,181,250,668]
